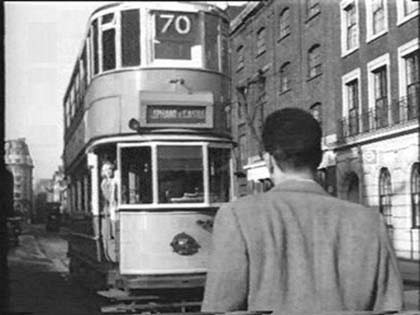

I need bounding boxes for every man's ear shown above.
[264,152,274,174]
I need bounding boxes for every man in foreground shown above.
[201,108,403,314]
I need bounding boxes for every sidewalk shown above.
[7,224,105,315]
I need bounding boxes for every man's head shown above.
[262,108,322,177]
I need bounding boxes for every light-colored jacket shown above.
[201,179,403,314]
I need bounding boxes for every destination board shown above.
[146,105,206,124]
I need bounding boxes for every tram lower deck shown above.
[66,133,233,293]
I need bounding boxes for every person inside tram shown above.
[100,160,118,239]
[202,108,403,314]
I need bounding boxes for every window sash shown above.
[404,0,418,16]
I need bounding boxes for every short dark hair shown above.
[262,108,322,171]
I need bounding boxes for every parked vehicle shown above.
[7,216,22,247]
[45,202,61,232]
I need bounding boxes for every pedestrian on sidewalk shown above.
[202,108,404,314]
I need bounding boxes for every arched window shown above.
[379,168,392,226]
[308,44,321,78]
[411,163,420,228]
[279,8,290,39]
[279,62,290,93]
[256,27,266,56]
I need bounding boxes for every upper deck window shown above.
[92,19,99,75]
[152,10,201,65]
[121,9,140,67]
[101,13,116,71]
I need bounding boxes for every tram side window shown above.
[204,13,219,71]
[158,146,204,203]
[120,147,152,204]
[92,19,99,75]
[209,148,230,203]
[153,11,199,61]
[121,9,140,67]
[101,13,116,71]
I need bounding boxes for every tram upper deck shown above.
[62,2,231,169]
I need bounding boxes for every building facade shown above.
[229,0,341,196]
[336,0,419,260]
[4,138,34,220]
[229,0,419,261]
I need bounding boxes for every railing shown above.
[338,96,419,143]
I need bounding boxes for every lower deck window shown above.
[158,146,203,203]
[120,147,152,204]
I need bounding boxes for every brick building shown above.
[4,138,34,221]
[228,0,419,261]
[229,0,340,196]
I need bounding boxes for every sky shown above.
[5,1,247,182]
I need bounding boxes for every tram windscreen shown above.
[209,148,230,203]
[158,146,204,203]
[120,147,152,204]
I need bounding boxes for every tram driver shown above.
[202,108,403,314]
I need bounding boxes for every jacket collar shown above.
[270,178,328,196]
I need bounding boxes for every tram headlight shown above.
[128,118,140,131]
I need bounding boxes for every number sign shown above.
[154,11,197,42]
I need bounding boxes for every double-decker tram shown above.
[62,2,232,308]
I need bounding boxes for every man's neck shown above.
[272,170,315,186]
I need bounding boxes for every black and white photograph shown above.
[1,1,419,314]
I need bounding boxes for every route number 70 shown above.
[159,14,191,35]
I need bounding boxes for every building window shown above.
[373,66,388,128]
[411,163,420,228]
[236,45,244,72]
[310,103,322,125]
[279,8,290,39]
[347,79,359,135]
[372,0,385,34]
[397,0,419,24]
[307,0,320,18]
[379,168,392,227]
[256,27,266,56]
[405,51,419,119]
[308,44,321,78]
[368,54,390,129]
[341,0,358,55]
[398,40,419,121]
[279,62,290,93]
[366,0,388,41]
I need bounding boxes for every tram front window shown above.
[158,146,204,203]
[120,147,152,204]
[209,148,230,203]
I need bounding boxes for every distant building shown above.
[4,138,34,220]
[33,167,68,222]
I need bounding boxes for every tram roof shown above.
[89,1,227,19]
